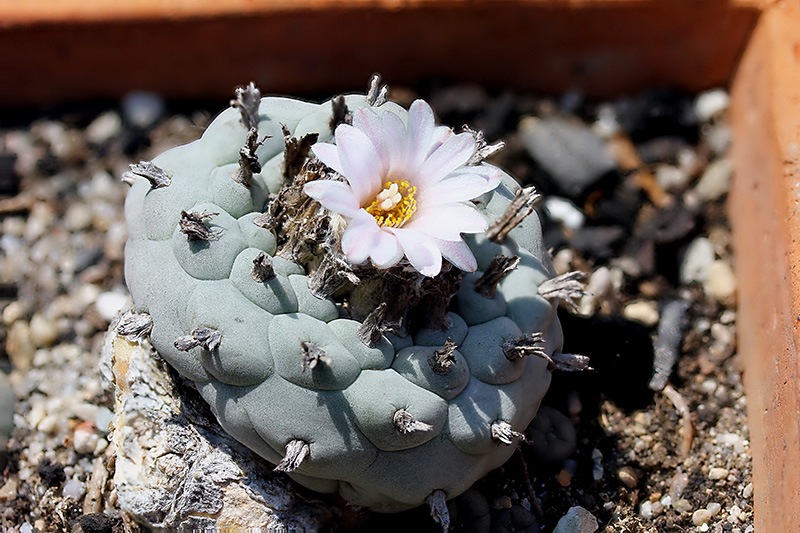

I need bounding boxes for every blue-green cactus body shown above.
[124,94,560,512]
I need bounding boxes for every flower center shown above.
[365,180,417,228]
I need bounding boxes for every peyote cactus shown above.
[123,78,584,520]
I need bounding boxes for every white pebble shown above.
[707,502,722,516]
[692,508,712,526]
[660,495,672,508]
[553,506,599,533]
[73,426,99,454]
[639,500,653,519]
[742,483,754,499]
[709,467,728,480]
[545,197,585,231]
[29,314,58,348]
[655,164,690,192]
[86,111,122,144]
[704,260,737,302]
[695,89,730,122]
[579,266,612,315]
[729,505,742,519]
[680,237,715,285]
[20,523,34,533]
[694,158,732,202]
[36,414,60,435]
[62,478,86,501]
[123,91,165,129]
[700,379,718,395]
[623,300,660,326]
[95,291,130,321]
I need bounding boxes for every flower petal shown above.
[335,124,384,205]
[415,167,502,206]
[303,180,360,217]
[341,209,381,264]
[406,100,437,172]
[381,110,408,175]
[417,132,476,184]
[390,227,443,277]
[369,229,404,269]
[435,238,478,272]
[353,107,390,174]
[312,142,345,175]
[406,203,488,240]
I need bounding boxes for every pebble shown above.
[0,478,18,502]
[492,495,512,509]
[519,116,616,198]
[704,260,737,302]
[694,158,732,201]
[742,482,754,499]
[545,196,585,230]
[695,89,730,122]
[2,300,27,325]
[591,449,603,481]
[62,478,86,501]
[29,313,58,348]
[623,300,660,326]
[579,266,612,315]
[617,466,640,488]
[639,500,653,519]
[6,321,35,372]
[556,469,572,487]
[73,424,99,454]
[122,91,166,129]
[709,467,729,480]
[64,203,94,232]
[95,291,130,321]
[693,508,713,526]
[655,164,690,192]
[85,111,122,145]
[553,506,598,533]
[680,237,715,284]
[673,498,693,513]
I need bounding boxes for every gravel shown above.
[0,84,752,532]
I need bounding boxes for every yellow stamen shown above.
[365,179,417,228]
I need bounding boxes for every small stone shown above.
[123,91,165,129]
[0,478,17,502]
[519,116,616,198]
[707,502,722,516]
[30,313,59,347]
[673,498,693,513]
[618,466,640,488]
[623,300,659,326]
[64,203,94,232]
[556,469,572,487]
[492,495,513,509]
[704,260,736,302]
[742,482,754,499]
[86,111,122,144]
[553,506,599,533]
[693,508,713,526]
[639,500,653,519]
[694,158,732,202]
[95,291,130,322]
[2,300,27,325]
[729,505,742,519]
[74,424,99,454]
[62,478,86,501]
[694,89,730,122]
[655,164,690,192]
[545,196,585,230]
[680,237,715,284]
[707,467,728,481]
[6,320,35,372]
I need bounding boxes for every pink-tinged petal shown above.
[303,180,360,217]
[381,110,408,175]
[417,132,476,184]
[341,210,381,264]
[415,167,502,206]
[406,100,437,172]
[311,142,345,175]
[406,203,488,240]
[429,126,453,154]
[335,124,384,205]
[390,227,443,277]
[369,229,404,269]
[434,238,478,272]
[353,107,390,174]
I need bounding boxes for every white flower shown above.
[303,100,501,277]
